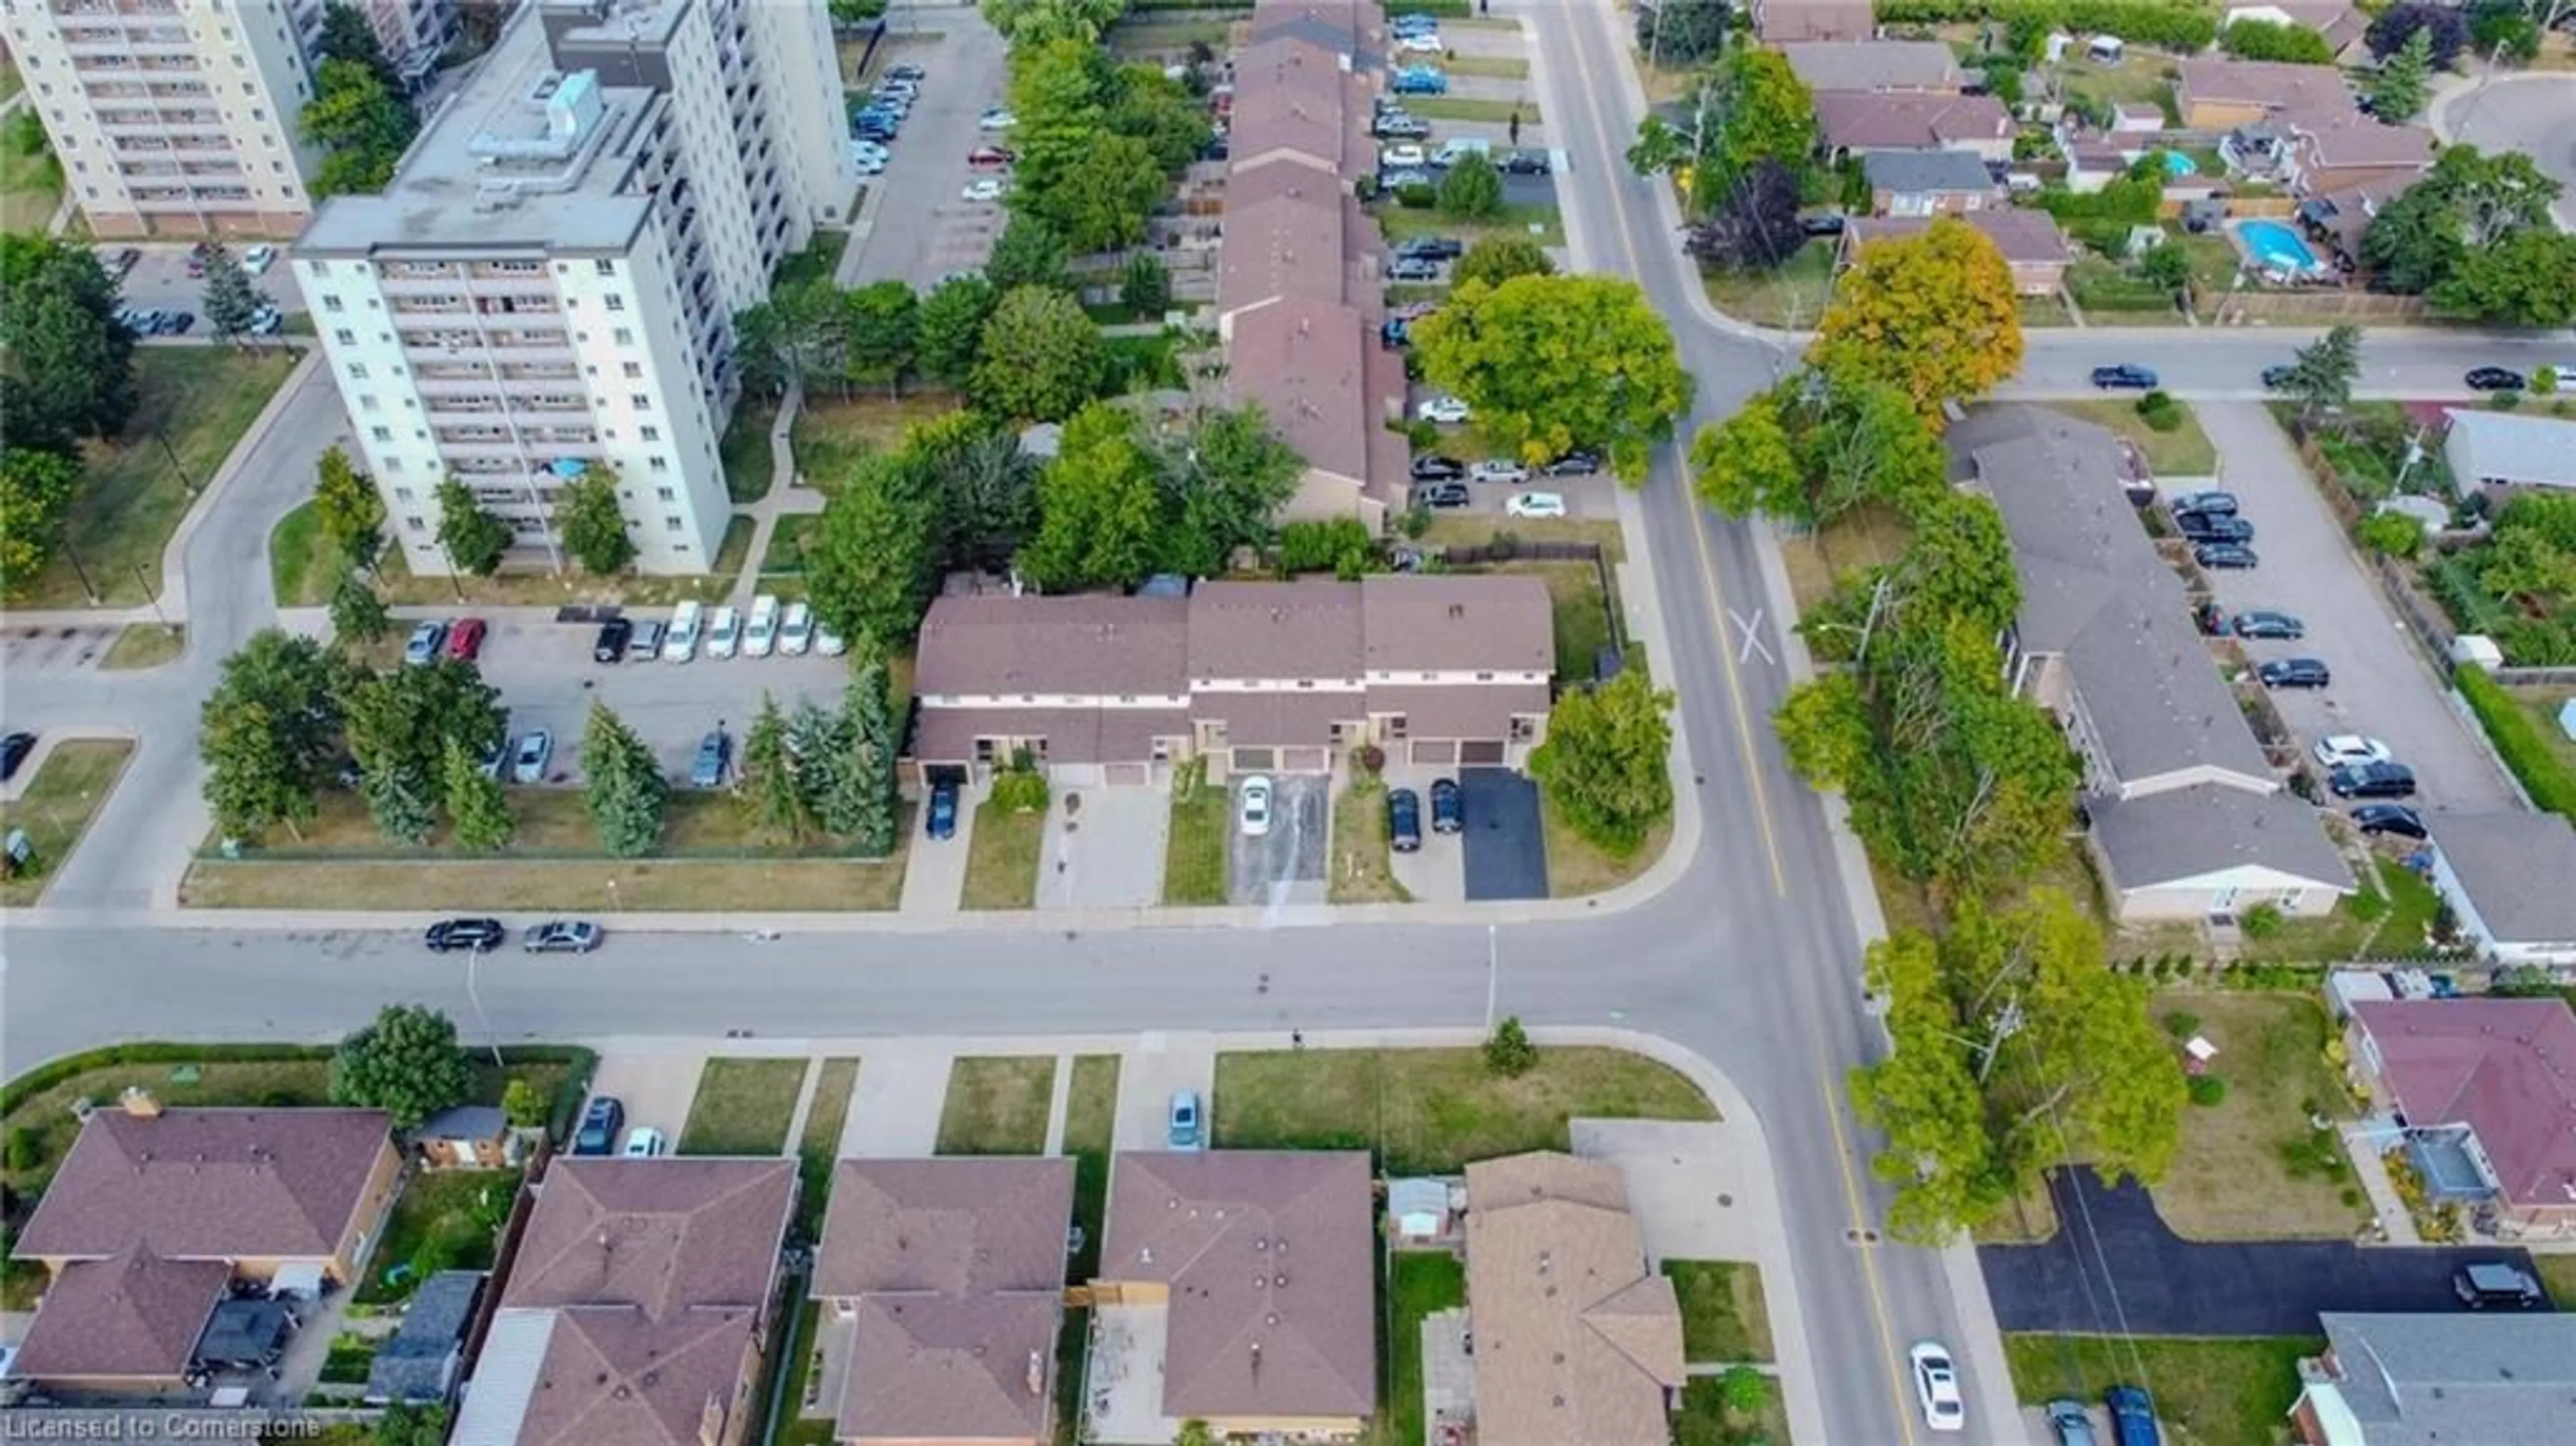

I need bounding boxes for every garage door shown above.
[1460,739,1505,765]
[1104,762,1151,786]
[1233,747,1277,771]
[1278,746,1330,773]
[1052,763,1104,787]
[1409,740,1459,766]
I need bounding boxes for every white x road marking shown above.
[1730,607,1776,667]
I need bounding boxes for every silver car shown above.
[511,729,552,785]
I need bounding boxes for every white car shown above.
[1506,491,1567,518]
[851,151,887,176]
[1379,143,1427,169]
[1909,1341,1966,1434]
[1395,32,1443,52]
[979,107,1018,129]
[1470,459,1530,485]
[241,243,276,274]
[851,138,890,161]
[663,600,703,662]
[1238,775,1274,838]
[962,177,1006,203]
[2313,734,2394,769]
[706,604,743,659]
[1417,395,1470,424]
[620,1126,666,1158]
[815,621,848,657]
[743,593,780,658]
[778,600,813,656]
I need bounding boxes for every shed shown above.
[413,1104,511,1170]
[1388,1177,1452,1240]
[365,1270,483,1405]
[2088,35,2124,62]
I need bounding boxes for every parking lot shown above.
[103,242,301,327]
[1227,772,1328,906]
[843,21,1014,290]
[2193,404,2517,812]
[1,622,127,679]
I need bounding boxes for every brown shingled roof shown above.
[914,596,1189,700]
[2176,55,2353,113]
[1189,579,1365,682]
[843,1294,1061,1442]
[1813,92,2010,151]
[13,1107,393,1264]
[1846,209,2074,267]
[1099,1151,1377,1421]
[514,1303,759,1446]
[1364,683,1552,740]
[1361,574,1556,675]
[1224,296,1377,486]
[7,1247,229,1382]
[1753,0,1876,42]
[1193,688,1368,747]
[1219,176,1356,319]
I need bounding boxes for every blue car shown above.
[1390,12,1438,34]
[2104,1386,2161,1446]
[926,779,959,840]
[1391,66,1448,96]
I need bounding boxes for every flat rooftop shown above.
[298,7,659,257]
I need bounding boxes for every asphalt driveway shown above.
[2193,403,2517,811]
[1227,774,1328,907]
[1460,769,1547,900]
[1980,1168,2546,1335]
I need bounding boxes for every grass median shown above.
[935,1056,1057,1156]
[1328,777,1411,904]
[679,1058,810,1156]
[1161,766,1229,905]
[2045,397,2219,478]
[0,738,136,908]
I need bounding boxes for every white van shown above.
[1431,136,1491,168]
[663,600,703,662]
[743,594,780,658]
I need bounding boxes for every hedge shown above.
[1875,0,2219,50]
[2,1042,598,1142]
[2454,664,2576,820]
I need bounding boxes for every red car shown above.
[444,616,488,661]
[966,145,1016,168]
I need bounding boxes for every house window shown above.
[334,328,356,345]
[1509,716,1536,742]
[1476,671,1494,681]
[1387,715,1408,739]
[974,738,996,763]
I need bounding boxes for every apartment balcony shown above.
[378,262,462,282]
[48,0,184,15]
[413,366,581,388]
[402,337,577,366]
[98,113,225,133]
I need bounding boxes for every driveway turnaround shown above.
[1979,1168,2545,1335]
[1460,769,1548,900]
[1228,774,1328,906]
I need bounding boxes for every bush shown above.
[2357,508,2423,559]
[991,751,1051,813]
[2187,1074,2229,1107]
[1873,0,2218,50]
[2455,664,2576,819]
[1483,1016,1539,1077]
[2161,1010,2200,1040]
[1279,517,1377,576]
[1395,182,1438,209]
[2136,390,2183,431]
[2237,902,2286,940]
[3,1127,36,1172]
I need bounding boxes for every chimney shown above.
[1027,1349,1046,1397]
[120,1087,162,1119]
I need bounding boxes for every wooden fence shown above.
[2210,291,2431,324]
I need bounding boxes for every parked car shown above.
[2231,610,2304,640]
[1542,450,1601,476]
[1373,111,1430,140]
[511,728,553,785]
[2044,1399,2098,1446]
[2168,490,2237,517]
[2465,366,2526,391]
[1414,481,1471,509]
[1395,30,1442,52]
[628,618,666,661]
[1390,66,1448,96]
[621,1126,666,1158]
[1167,1089,1204,1149]
[2103,1385,2161,1446]
[444,616,487,661]
[1909,1341,1966,1433]
[967,144,1015,168]
[1383,168,1434,190]
[2453,1262,2544,1309]
[1429,777,1462,834]
[2328,761,2418,799]
[743,594,780,659]
[246,304,284,337]
[2351,803,2428,840]
[978,107,1018,129]
[241,243,276,274]
[107,246,141,276]
[477,735,506,779]
[1388,256,1442,282]
[664,600,703,661]
[1470,459,1529,484]
[779,601,813,656]
[2258,657,2332,689]
[574,1097,624,1156]
[523,920,603,953]
[592,617,633,663]
[1395,235,1464,261]
[2312,734,2393,769]
[691,729,732,788]
[424,917,506,954]
[816,621,847,657]
[706,604,743,659]
[2260,363,2296,389]
[926,777,960,839]
[1238,775,1274,838]
[885,62,925,81]
[1,730,36,782]
[1417,394,1470,424]
[1411,454,1466,481]
[1387,787,1424,852]
[1507,491,1567,518]
[1799,212,1847,236]
[402,620,447,666]
[962,178,1006,203]
[1380,142,1428,169]
[2193,541,2259,570]
[2090,364,2159,390]
[2176,512,2254,543]
[1501,149,1552,175]
[1390,11,1438,34]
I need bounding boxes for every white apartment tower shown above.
[290,0,853,577]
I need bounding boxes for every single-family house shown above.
[2292,1312,2576,1445]
[414,1103,514,1170]
[1778,40,1964,95]
[810,1158,1077,1446]
[2440,408,2576,500]
[7,1099,402,1392]
[1748,0,1875,42]
[1952,406,2353,923]
[366,1270,484,1405]
[1464,1154,1685,1446]
[1862,149,1996,216]
[1092,1151,1378,1437]
[2174,55,2353,130]
[2345,997,2576,1233]
[2296,179,2418,268]
[2426,812,2576,966]
[2284,117,2434,198]
[1812,93,2012,161]
[1843,211,2074,294]
[449,1157,797,1446]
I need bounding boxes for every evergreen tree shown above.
[327,566,392,644]
[2369,27,2434,123]
[739,693,814,846]
[788,700,849,828]
[361,759,436,845]
[580,700,667,857]
[844,662,900,856]
[200,243,264,346]
[441,734,515,852]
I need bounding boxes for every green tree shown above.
[1106,64,1212,171]
[1171,1422,1216,1446]
[1529,671,1676,856]
[1412,274,1695,482]
[1849,930,2008,1243]
[1483,1015,1540,1077]
[313,445,386,571]
[375,1403,452,1446]
[1716,1364,1774,1415]
[0,237,140,452]
[1709,46,1816,191]
[1020,401,1167,590]
[441,734,515,852]
[1626,113,1693,178]
[916,274,1002,393]
[499,1078,547,1129]
[971,284,1108,422]
[329,1003,473,1129]
[303,56,418,197]
[839,662,902,855]
[2280,323,2362,414]
[983,0,1124,47]
[199,243,266,346]
[1812,217,2023,417]
[1008,36,1114,194]
[200,630,345,842]
[1120,252,1172,317]
[362,759,437,844]
[788,700,853,834]
[1154,402,1303,577]
[2137,240,2193,307]
[924,415,1042,567]
[2430,227,2576,326]
[732,279,845,399]
[1892,491,2021,642]
[555,465,635,575]
[327,565,393,644]
[1772,673,1874,788]
[1046,133,1167,252]
[339,657,506,840]
[843,280,921,397]
[986,212,1075,293]
[739,693,814,846]
[1453,235,1556,290]
[0,446,79,594]
[1438,151,1505,221]
[1690,392,1807,521]
[2359,508,2425,559]
[580,700,667,857]
[434,478,511,576]
[2370,27,2434,121]
[807,454,936,651]
[318,1,405,94]
[1635,0,1731,65]
[2220,18,2334,63]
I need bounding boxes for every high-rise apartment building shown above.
[290,0,853,577]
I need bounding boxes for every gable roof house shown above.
[2292,1312,2576,1446]
[1464,1154,1686,1446]
[450,1157,797,1446]
[2282,115,2434,199]
[2425,812,2576,966]
[1843,211,2074,294]
[366,1270,485,1406]
[1813,92,2013,161]
[2345,998,2576,1231]
[1750,0,1876,42]
[1778,40,1964,95]
[1226,294,1410,527]
[2440,408,2576,501]
[1861,149,1996,217]
[811,1158,1077,1446]
[1952,406,2352,923]
[1093,1151,1378,1435]
[2174,55,2354,130]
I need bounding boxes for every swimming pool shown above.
[2238,218,2325,274]
[2160,150,2196,177]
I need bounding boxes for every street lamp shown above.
[606,878,622,913]
[464,947,505,1067]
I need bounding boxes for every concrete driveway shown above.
[1385,767,1466,902]
[1228,773,1328,906]
[1572,1118,1770,1264]
[841,19,1014,289]
[1112,1034,1216,1152]
[583,1048,710,1150]
[1036,784,1170,909]
[2194,403,2517,811]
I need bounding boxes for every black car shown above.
[573,1097,625,1156]
[2257,657,2331,689]
[1501,149,1551,174]
[1387,787,1424,852]
[885,62,925,81]
[2465,366,2527,391]
[0,730,34,782]
[1798,213,1847,237]
[2453,1262,2544,1309]
[1379,317,1409,349]
[1389,256,1442,281]
[1542,450,1601,476]
[424,917,508,953]
[2194,541,2259,569]
[2177,512,2255,543]
[2091,364,2159,390]
[2351,803,2428,840]
[1429,777,1462,834]
[1411,454,1466,481]
[1395,235,1464,261]
[162,311,195,334]
[592,617,633,663]
[2260,364,2296,388]
[1414,481,1471,508]
[2169,489,2237,517]
[2231,610,2305,640]
[2329,761,2418,799]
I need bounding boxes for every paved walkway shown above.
[726,382,826,608]
[2341,1127,2424,1245]
[837,1038,955,1157]
[1040,1051,1075,1155]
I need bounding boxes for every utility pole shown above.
[132,565,171,631]
[61,535,101,604]
[154,429,197,494]
[1975,995,2025,1084]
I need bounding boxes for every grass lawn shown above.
[267,500,336,606]
[2241,855,2442,963]
[2057,54,2180,115]
[2004,1334,2318,1446]
[1213,1045,1714,1174]
[1444,54,1529,80]
[1050,1306,1090,1446]
[0,739,136,909]
[360,513,757,609]
[11,349,297,609]
[0,131,61,233]
[2018,292,2078,327]
[791,391,960,483]
[1670,1374,1793,1446]
[678,1057,809,1156]
[2147,991,2365,1241]
[1662,1260,1774,1364]
[2533,1254,2576,1308]
[1063,1054,1118,1280]
[935,1055,1057,1156]
[2506,685,2576,780]
[2,1055,331,1196]
[722,396,778,504]
[1405,96,1542,125]
[795,1056,860,1237]
[100,623,184,670]
[1777,500,1917,617]
[356,1168,519,1302]
[1378,201,1564,248]
[771,1297,835,1446]
[1389,1251,1466,1446]
[1328,776,1412,904]
[760,513,822,580]
[1420,514,1623,562]
[1105,18,1235,54]
[961,797,1045,910]
[2044,398,2220,478]
[1699,239,1838,329]
[1542,793,1669,900]
[1161,769,1229,905]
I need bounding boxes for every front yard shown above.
[0,738,135,908]
[1211,1045,1715,1174]
[1160,763,1229,905]
[934,1055,1056,1156]
[1699,239,1839,329]
[678,1057,810,1156]
[1378,201,1566,249]
[1328,775,1411,904]
[2144,992,2367,1241]
[2003,1333,2318,1446]
[2045,397,2218,478]
[1662,1259,1774,1364]
[1542,795,1667,900]
[961,797,1046,910]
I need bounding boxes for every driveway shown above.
[1571,1118,1768,1264]
[2194,403,2517,812]
[841,19,1014,289]
[1228,773,1328,906]
[1460,768,1547,900]
[1979,1168,2544,1335]
[583,1048,710,1150]
[1385,767,1466,902]
[1036,784,1169,909]
[1112,1034,1215,1152]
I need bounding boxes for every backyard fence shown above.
[2210,292,2430,324]
[1434,537,1629,667]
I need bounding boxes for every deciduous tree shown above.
[971,284,1107,421]
[1709,46,1816,191]
[0,237,139,452]
[1153,402,1303,577]
[1690,392,1807,521]
[1635,0,1731,65]
[739,693,814,846]
[985,213,1075,293]
[1811,217,2023,418]
[1529,671,1676,856]
[2219,18,2334,63]
[441,735,515,852]
[1411,274,1695,482]
[0,447,79,594]
[303,56,418,197]
[434,478,511,576]
[842,280,920,396]
[1625,113,1692,178]
[318,1,405,94]
[1773,673,1873,791]
[329,1003,472,1129]
[1120,252,1172,315]
[339,657,506,841]
[916,274,1002,392]
[732,280,845,399]
[2367,3,2469,68]
[806,453,936,652]
[1452,235,1555,290]
[313,445,386,571]
[1684,158,1806,270]
[1008,36,1113,195]
[555,465,635,575]
[2429,227,2576,326]
[200,629,345,842]
[1848,930,2008,1243]
[580,700,666,857]
[1046,133,1167,252]
[1437,152,1505,221]
[1022,402,1165,590]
